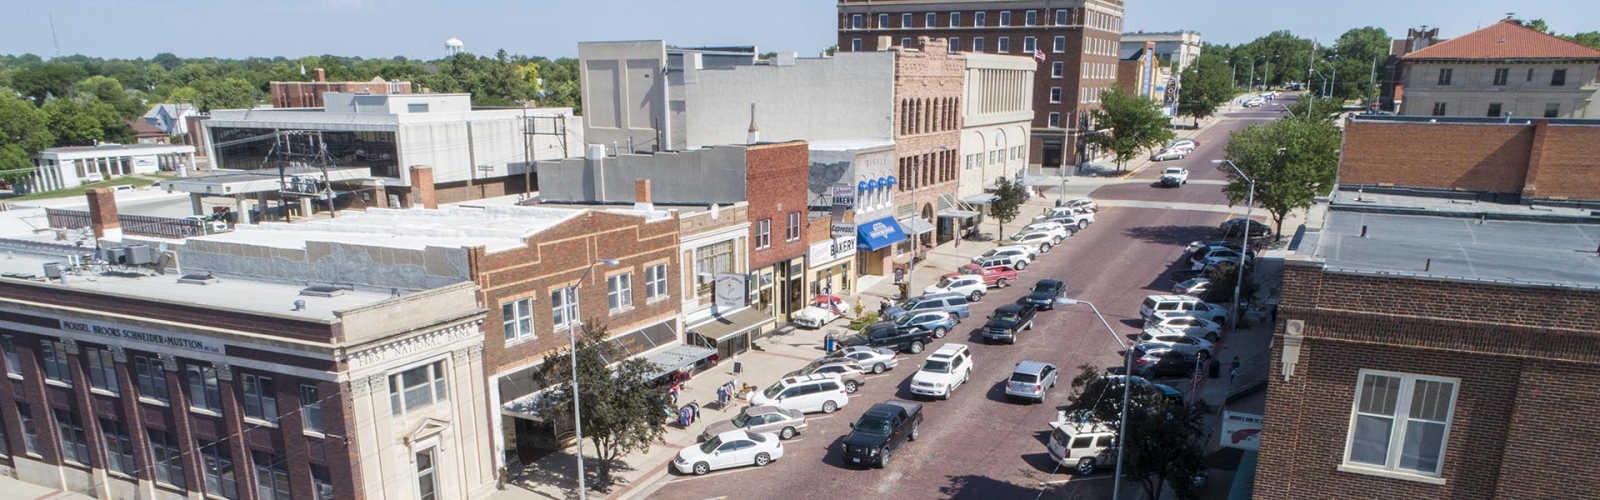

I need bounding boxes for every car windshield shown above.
[993,310,1022,322]
[732,411,753,427]
[935,277,958,288]
[853,416,893,435]
[761,382,785,399]
[699,436,722,454]
[921,359,952,373]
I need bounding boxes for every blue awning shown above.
[856,217,907,251]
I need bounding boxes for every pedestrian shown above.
[1230,357,1241,382]
[879,297,892,315]
[689,402,700,423]
[1055,198,1064,208]
[670,381,681,405]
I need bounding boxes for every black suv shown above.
[850,321,935,354]
[1024,279,1067,310]
[982,304,1037,344]
[842,399,923,468]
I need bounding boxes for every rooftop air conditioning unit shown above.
[123,245,158,266]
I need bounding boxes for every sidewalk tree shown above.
[1066,368,1206,500]
[1329,27,1390,101]
[1086,87,1175,172]
[1220,117,1341,240]
[1177,52,1234,127]
[1286,96,1344,122]
[535,320,670,492]
[988,177,1028,237]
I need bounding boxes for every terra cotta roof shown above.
[1402,20,1600,60]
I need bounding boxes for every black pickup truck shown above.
[842,399,924,468]
[982,304,1037,344]
[849,321,934,354]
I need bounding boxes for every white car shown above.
[1172,277,1212,297]
[1007,232,1057,254]
[1144,316,1223,342]
[910,344,973,400]
[827,345,900,374]
[924,274,987,300]
[1022,221,1072,235]
[1064,197,1099,212]
[1011,226,1068,245]
[1243,97,1265,107]
[792,295,846,329]
[1134,332,1214,359]
[987,244,1040,260]
[750,374,850,414]
[1193,248,1254,270]
[1166,139,1198,150]
[673,430,784,475]
[1034,206,1096,230]
[1151,149,1188,162]
[1161,167,1189,184]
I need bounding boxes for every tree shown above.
[10,63,85,103]
[43,99,105,146]
[0,91,55,182]
[1567,32,1600,50]
[193,77,259,112]
[1220,118,1341,239]
[1511,18,1550,33]
[76,75,145,118]
[1176,53,1233,127]
[1199,261,1258,305]
[1067,368,1206,500]
[534,321,670,492]
[1329,27,1390,101]
[988,177,1028,237]
[1086,87,1176,172]
[1285,96,1344,122]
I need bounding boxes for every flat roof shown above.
[195,205,671,254]
[807,139,896,151]
[40,143,196,155]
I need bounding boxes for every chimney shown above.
[634,179,653,212]
[747,103,761,145]
[409,165,437,209]
[314,68,326,83]
[85,188,122,240]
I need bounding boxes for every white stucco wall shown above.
[681,52,896,148]
[961,54,1035,199]
[580,41,671,152]
[1399,62,1600,118]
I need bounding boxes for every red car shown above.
[955,263,1018,288]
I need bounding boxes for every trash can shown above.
[1207,359,1221,379]
[824,335,835,353]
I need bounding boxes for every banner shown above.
[714,274,748,309]
[1221,411,1263,450]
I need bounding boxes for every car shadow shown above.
[940,472,1073,499]
[984,379,1019,404]
[1022,452,1068,473]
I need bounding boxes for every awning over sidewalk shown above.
[898,217,935,235]
[689,307,774,343]
[938,209,980,218]
[856,216,907,251]
[1021,174,1053,186]
[637,345,718,381]
[962,194,998,205]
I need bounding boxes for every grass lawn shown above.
[6,176,159,202]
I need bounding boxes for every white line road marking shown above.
[1040,474,1115,485]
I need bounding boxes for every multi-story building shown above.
[1378,27,1445,112]
[1254,189,1600,499]
[807,140,903,278]
[959,53,1035,218]
[29,144,197,193]
[837,0,1126,169]
[268,68,413,109]
[1119,30,1202,72]
[0,189,495,500]
[1397,20,1600,118]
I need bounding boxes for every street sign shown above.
[830,184,855,208]
[1221,411,1263,450]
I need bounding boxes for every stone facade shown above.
[892,37,966,246]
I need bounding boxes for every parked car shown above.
[1064,197,1099,212]
[1172,277,1212,297]
[1242,97,1265,107]
[1186,240,1243,254]
[1008,231,1058,254]
[1006,361,1059,403]
[1159,167,1189,187]
[979,245,1039,262]
[1145,315,1223,342]
[1134,332,1215,359]
[895,310,960,340]
[1219,218,1272,238]
[955,262,1019,288]
[1047,417,1117,474]
[701,405,808,441]
[1151,149,1189,162]
[973,254,1031,271]
[1168,266,1213,285]
[895,293,971,320]
[1140,294,1229,324]
[827,345,900,374]
[674,430,784,475]
[1021,221,1076,238]
[923,273,989,302]
[792,294,846,329]
[1166,138,1199,150]
[1034,206,1096,230]
[1131,346,1199,379]
[1023,279,1068,310]
[910,344,973,400]
[851,321,934,354]
[842,400,923,468]
[749,374,850,414]
[1092,375,1184,404]
[1193,248,1254,271]
[784,358,868,394]
[982,303,1037,344]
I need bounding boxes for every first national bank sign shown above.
[61,319,226,355]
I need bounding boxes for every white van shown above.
[749,374,850,414]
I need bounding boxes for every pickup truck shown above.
[849,321,935,354]
[842,399,924,468]
[1159,167,1189,187]
[982,304,1037,344]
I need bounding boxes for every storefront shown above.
[855,216,908,277]
[807,236,857,297]
[687,307,776,360]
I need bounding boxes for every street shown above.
[635,100,1289,499]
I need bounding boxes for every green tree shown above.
[1512,18,1550,33]
[0,91,55,182]
[1086,87,1176,172]
[43,99,105,146]
[1285,96,1344,122]
[1067,369,1207,500]
[1176,52,1233,127]
[1330,27,1390,101]
[535,321,670,492]
[987,177,1027,237]
[1220,118,1342,239]
[1200,261,1258,305]
[76,75,145,118]
[1567,32,1600,49]
[193,77,259,112]
[10,63,85,103]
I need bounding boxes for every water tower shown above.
[445,37,465,55]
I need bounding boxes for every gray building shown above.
[1120,30,1202,72]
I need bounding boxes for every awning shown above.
[598,321,678,365]
[1021,175,1054,186]
[638,345,718,380]
[899,217,935,236]
[939,209,980,218]
[690,307,774,343]
[963,194,998,205]
[856,216,908,251]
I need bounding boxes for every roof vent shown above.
[177,273,218,285]
[300,285,347,297]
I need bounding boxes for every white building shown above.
[959,53,1035,207]
[1119,31,1203,72]
[30,143,196,192]
[1397,20,1600,119]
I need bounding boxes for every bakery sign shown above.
[830,184,855,208]
[808,237,858,265]
[61,319,225,355]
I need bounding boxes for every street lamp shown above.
[1275,102,1299,120]
[904,145,952,300]
[570,258,620,499]
[1055,298,1131,500]
[1210,160,1254,334]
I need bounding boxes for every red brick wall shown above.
[893,39,965,227]
[1524,124,1600,199]
[1340,119,1600,201]
[745,142,811,270]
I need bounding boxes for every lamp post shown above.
[570,258,620,499]
[905,145,951,300]
[1210,160,1254,334]
[1056,298,1131,500]
[1275,102,1299,120]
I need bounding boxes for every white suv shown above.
[749,374,850,414]
[923,274,987,301]
[1140,294,1228,324]
[1008,232,1058,254]
[910,344,973,400]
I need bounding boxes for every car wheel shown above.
[1026,320,1034,330]
[1078,220,1089,230]
[942,389,952,400]
[694,462,710,475]
[755,452,772,467]
[997,278,1008,288]
[1040,243,1052,253]
[1052,236,1063,245]
[872,362,886,374]
[1077,458,1096,475]
[878,451,890,469]
[780,427,797,440]
[909,425,920,441]
[822,400,839,414]
[968,291,983,302]
[909,341,924,354]
[844,380,859,394]
[933,326,948,339]
[1015,261,1028,270]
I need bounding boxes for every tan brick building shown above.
[1339,116,1600,203]
[269,68,413,109]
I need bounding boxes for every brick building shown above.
[1396,20,1600,119]
[269,68,413,109]
[1255,192,1600,499]
[838,0,1126,168]
[1339,115,1600,204]
[1378,27,1445,112]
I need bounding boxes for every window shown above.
[242,373,277,422]
[17,404,37,455]
[1048,112,1061,128]
[645,263,668,300]
[40,339,69,384]
[1023,36,1036,53]
[851,14,862,29]
[85,347,117,394]
[101,419,135,475]
[925,13,936,27]
[149,430,186,488]
[1,335,18,377]
[851,39,862,52]
[133,355,168,403]
[311,465,335,500]
[999,11,1011,26]
[551,286,579,330]
[1025,10,1037,26]
[901,37,911,48]
[998,37,1010,53]
[1526,68,1535,82]
[950,12,960,27]
[1050,87,1062,103]
[407,103,429,113]
[1486,103,1503,117]
[201,440,238,499]
[1432,102,1447,116]
[1051,62,1064,78]
[877,14,888,28]
[502,298,534,342]
[1545,102,1561,118]
[389,361,449,416]
[1551,68,1567,86]
[1053,36,1066,53]
[786,212,801,241]
[254,451,291,500]
[188,364,222,413]
[416,447,438,500]
[948,38,960,54]
[974,12,985,26]
[1492,68,1508,86]
[1437,68,1452,85]
[607,273,633,313]
[1055,9,1068,26]
[973,37,984,52]
[55,409,88,465]
[694,241,735,289]
[901,13,911,28]
[300,384,323,433]
[1344,371,1457,477]
[755,219,771,249]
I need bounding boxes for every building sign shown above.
[831,222,855,238]
[61,319,225,355]
[1221,411,1263,451]
[714,274,748,309]
[808,237,858,265]
[865,220,897,240]
[831,184,855,208]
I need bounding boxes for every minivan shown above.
[749,374,850,414]
[1047,417,1117,474]
[895,293,971,320]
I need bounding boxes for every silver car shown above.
[784,358,867,393]
[701,405,809,441]
[1005,361,1059,403]
[827,346,900,374]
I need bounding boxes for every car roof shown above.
[1014,360,1054,374]
[747,405,786,415]
[931,343,968,357]
[919,292,965,301]
[1036,279,1064,287]
[994,303,1029,313]
[782,374,839,385]
[713,430,752,442]
[1147,294,1197,301]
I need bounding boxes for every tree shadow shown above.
[940,472,1074,500]
[1122,224,1215,247]
[511,452,639,499]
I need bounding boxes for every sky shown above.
[0,0,1593,61]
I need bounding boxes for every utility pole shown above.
[1246,57,1255,93]
[1263,57,1272,90]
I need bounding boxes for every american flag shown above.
[1033,48,1046,62]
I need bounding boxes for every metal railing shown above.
[44,208,207,239]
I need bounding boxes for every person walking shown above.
[670,381,681,406]
[1230,357,1242,383]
